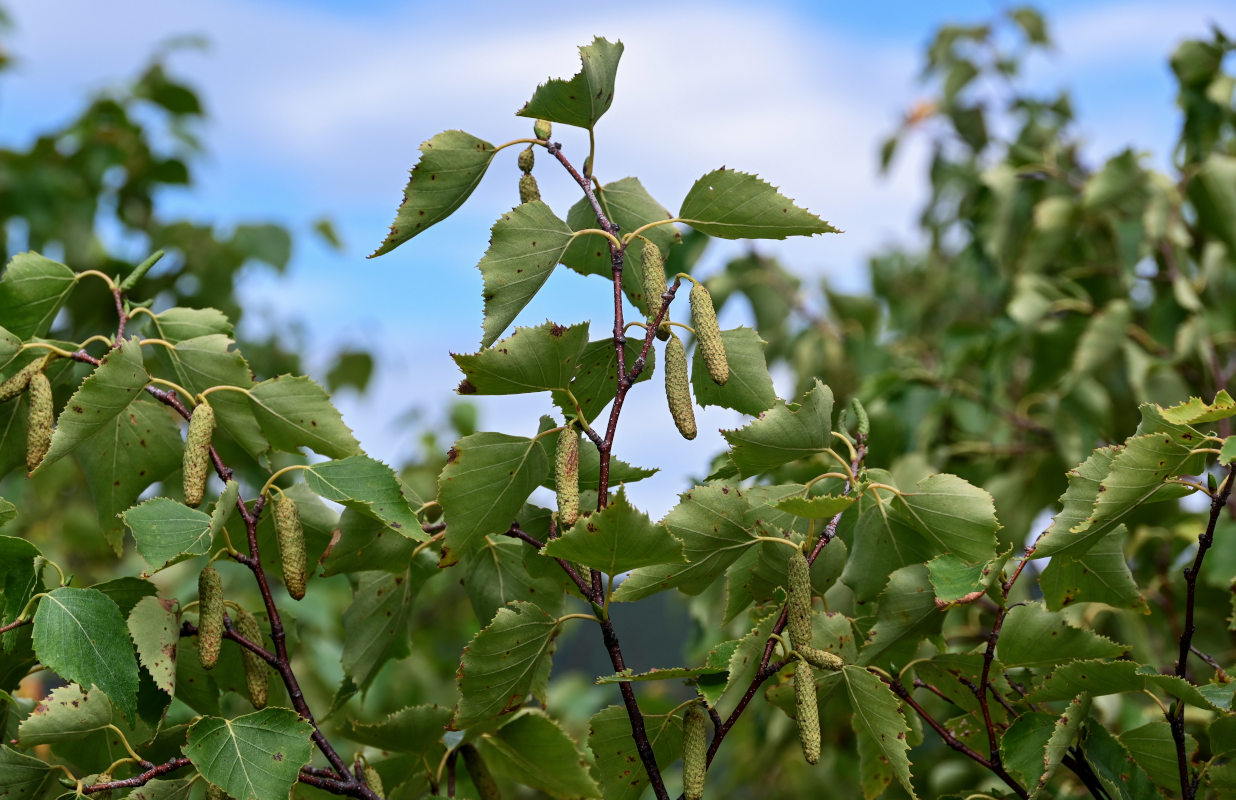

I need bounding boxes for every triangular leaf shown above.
[857,564,941,670]
[17,683,114,745]
[439,432,550,557]
[183,708,314,800]
[341,553,438,689]
[0,252,77,339]
[127,595,178,696]
[890,473,1000,564]
[464,537,565,625]
[0,745,60,799]
[371,130,497,257]
[774,494,854,520]
[544,487,684,576]
[1028,659,1223,711]
[1158,390,1236,425]
[1119,721,1196,793]
[691,327,777,416]
[588,705,683,800]
[347,704,451,756]
[248,374,360,459]
[517,37,623,130]
[303,455,426,541]
[479,709,601,799]
[1039,524,1148,612]
[679,168,838,240]
[454,321,589,395]
[454,601,559,728]
[722,380,835,476]
[123,498,212,570]
[999,602,1127,668]
[843,665,918,798]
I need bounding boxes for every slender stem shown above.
[599,615,670,800]
[0,617,32,636]
[78,757,192,794]
[506,524,592,599]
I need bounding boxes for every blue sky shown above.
[3,0,1234,515]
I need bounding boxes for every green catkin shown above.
[533,119,552,140]
[851,397,870,437]
[556,427,580,527]
[183,400,215,508]
[689,282,728,385]
[798,644,845,671]
[664,333,697,440]
[362,764,385,798]
[682,702,708,800]
[25,370,52,474]
[519,173,541,204]
[517,145,535,173]
[197,565,224,669]
[641,243,668,316]
[461,744,501,800]
[275,494,306,600]
[0,361,36,403]
[787,548,813,650]
[234,608,268,709]
[794,659,821,765]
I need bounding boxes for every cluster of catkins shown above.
[517,119,552,204]
[0,358,53,474]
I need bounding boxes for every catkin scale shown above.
[640,243,668,316]
[25,371,52,474]
[234,608,268,708]
[461,744,501,800]
[0,362,36,403]
[682,702,708,800]
[183,401,215,508]
[275,495,307,600]
[556,428,580,527]
[519,173,541,204]
[787,548,813,650]
[689,282,728,385]
[794,659,821,764]
[197,565,224,669]
[362,765,385,799]
[664,333,696,440]
[517,145,535,173]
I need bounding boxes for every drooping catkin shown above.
[461,744,501,800]
[640,242,668,315]
[519,173,541,204]
[183,400,215,508]
[689,282,728,385]
[682,702,708,800]
[362,764,385,799]
[798,644,845,671]
[25,370,52,474]
[0,362,36,403]
[274,494,306,600]
[787,548,813,651]
[517,145,535,173]
[794,659,821,765]
[197,564,224,669]
[556,427,580,527]
[234,608,268,709]
[664,333,696,440]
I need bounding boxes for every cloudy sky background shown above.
[2,0,1234,515]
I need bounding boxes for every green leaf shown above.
[0,326,21,370]
[561,177,681,312]
[723,380,835,476]
[36,338,149,472]
[594,664,727,684]
[439,432,550,557]
[857,564,941,670]
[122,776,198,800]
[123,498,212,570]
[678,168,838,240]
[0,252,77,339]
[544,487,684,576]
[149,307,233,342]
[1039,524,1148,611]
[479,709,601,798]
[589,705,682,800]
[31,587,140,724]
[551,336,650,423]
[342,553,438,689]
[209,480,240,544]
[347,704,451,755]
[614,483,752,601]
[463,537,564,625]
[93,576,158,617]
[1119,721,1195,793]
[183,708,314,800]
[17,682,113,745]
[691,327,778,416]
[370,130,497,257]
[163,335,266,460]
[453,601,559,728]
[127,595,178,696]
[303,455,426,541]
[477,201,575,347]
[891,473,1000,563]
[1034,446,1119,558]
[1221,436,1236,465]
[1158,390,1236,424]
[843,665,918,798]
[1081,724,1159,800]
[841,490,934,603]
[320,508,414,577]
[774,494,855,519]
[1028,659,1223,711]
[1002,696,1089,794]
[926,553,1002,607]
[454,321,589,395]
[0,536,41,638]
[0,745,60,799]
[248,375,361,459]
[999,602,1127,668]
[76,395,182,553]
[1188,153,1236,254]
[516,37,623,130]
[1071,300,1131,375]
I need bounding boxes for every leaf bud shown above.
[197,564,224,669]
[533,119,552,140]
[682,701,708,800]
[786,548,813,650]
[25,370,53,474]
[794,659,821,765]
[640,243,668,317]
[664,333,696,440]
[234,608,268,709]
[517,145,535,173]
[183,400,215,508]
[690,282,728,385]
[274,494,306,600]
[556,427,580,527]
[519,173,541,204]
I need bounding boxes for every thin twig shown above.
[79,757,192,794]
